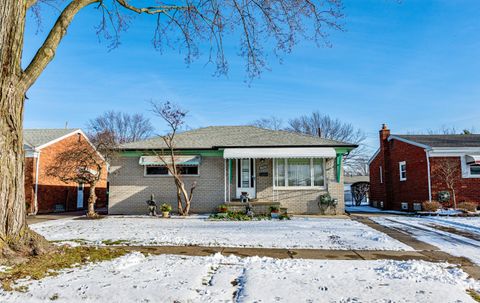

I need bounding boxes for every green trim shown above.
[334,147,354,154]
[121,149,224,157]
[336,153,343,182]
[229,159,233,183]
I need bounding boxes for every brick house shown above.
[109,126,356,215]
[369,124,480,211]
[24,129,108,214]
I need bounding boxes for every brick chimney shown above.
[379,123,390,147]
[379,123,392,209]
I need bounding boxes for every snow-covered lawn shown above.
[31,216,412,250]
[372,216,480,265]
[1,253,478,303]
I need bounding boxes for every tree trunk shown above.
[86,182,98,218]
[0,0,51,259]
[452,188,457,209]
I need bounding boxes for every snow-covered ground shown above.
[31,216,412,250]
[372,216,480,265]
[1,253,478,303]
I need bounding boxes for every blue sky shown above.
[22,0,480,155]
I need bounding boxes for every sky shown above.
[22,0,480,155]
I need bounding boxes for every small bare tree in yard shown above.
[46,132,115,218]
[351,182,370,206]
[150,102,196,215]
[434,158,461,209]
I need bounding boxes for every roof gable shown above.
[120,126,357,150]
[392,134,480,148]
[24,128,81,149]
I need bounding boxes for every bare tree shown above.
[287,112,367,175]
[408,125,477,135]
[351,182,369,206]
[46,131,115,218]
[0,0,343,256]
[251,116,284,130]
[433,158,460,209]
[87,111,154,144]
[150,101,196,215]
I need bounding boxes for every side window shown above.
[399,161,407,181]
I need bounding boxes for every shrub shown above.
[160,203,172,212]
[457,202,478,212]
[269,205,280,213]
[217,204,228,213]
[422,200,442,212]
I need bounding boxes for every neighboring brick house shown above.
[24,129,108,214]
[109,126,357,215]
[369,124,480,211]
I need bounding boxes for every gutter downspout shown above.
[425,149,432,202]
[33,150,41,215]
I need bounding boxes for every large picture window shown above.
[274,158,325,188]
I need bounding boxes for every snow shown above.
[1,253,478,302]
[372,216,480,265]
[428,217,480,231]
[30,216,412,251]
[345,205,410,214]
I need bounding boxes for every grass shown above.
[468,289,480,302]
[101,239,130,246]
[0,246,127,291]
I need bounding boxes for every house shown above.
[108,126,357,215]
[24,129,108,214]
[369,124,480,211]
[344,175,370,206]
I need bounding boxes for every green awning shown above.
[139,155,201,166]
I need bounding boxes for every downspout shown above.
[33,150,41,215]
[425,149,432,202]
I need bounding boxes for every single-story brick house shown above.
[369,124,480,211]
[24,129,107,214]
[108,126,357,215]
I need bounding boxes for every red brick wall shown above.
[25,132,108,214]
[430,157,480,206]
[369,129,430,210]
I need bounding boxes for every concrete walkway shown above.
[27,211,84,224]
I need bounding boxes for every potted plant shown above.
[318,193,338,215]
[269,205,280,219]
[217,204,228,217]
[161,203,172,218]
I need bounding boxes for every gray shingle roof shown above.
[24,128,80,149]
[120,126,357,150]
[394,134,480,148]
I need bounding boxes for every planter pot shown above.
[162,211,170,218]
[271,212,279,219]
[217,212,228,218]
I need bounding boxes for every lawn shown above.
[31,216,412,250]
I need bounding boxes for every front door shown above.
[77,183,84,209]
[236,159,256,199]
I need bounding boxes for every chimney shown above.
[379,123,390,148]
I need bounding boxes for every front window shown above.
[145,165,199,176]
[274,158,325,188]
[470,164,480,176]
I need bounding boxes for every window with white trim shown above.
[145,165,199,176]
[379,165,383,183]
[274,158,325,188]
[399,161,407,181]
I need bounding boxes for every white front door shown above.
[236,159,256,199]
[77,184,84,209]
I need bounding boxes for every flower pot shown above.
[162,211,170,218]
[271,212,279,219]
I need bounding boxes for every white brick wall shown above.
[109,156,345,215]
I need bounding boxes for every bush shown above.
[217,204,228,213]
[422,200,442,212]
[457,202,478,212]
[269,205,280,213]
[160,203,172,212]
